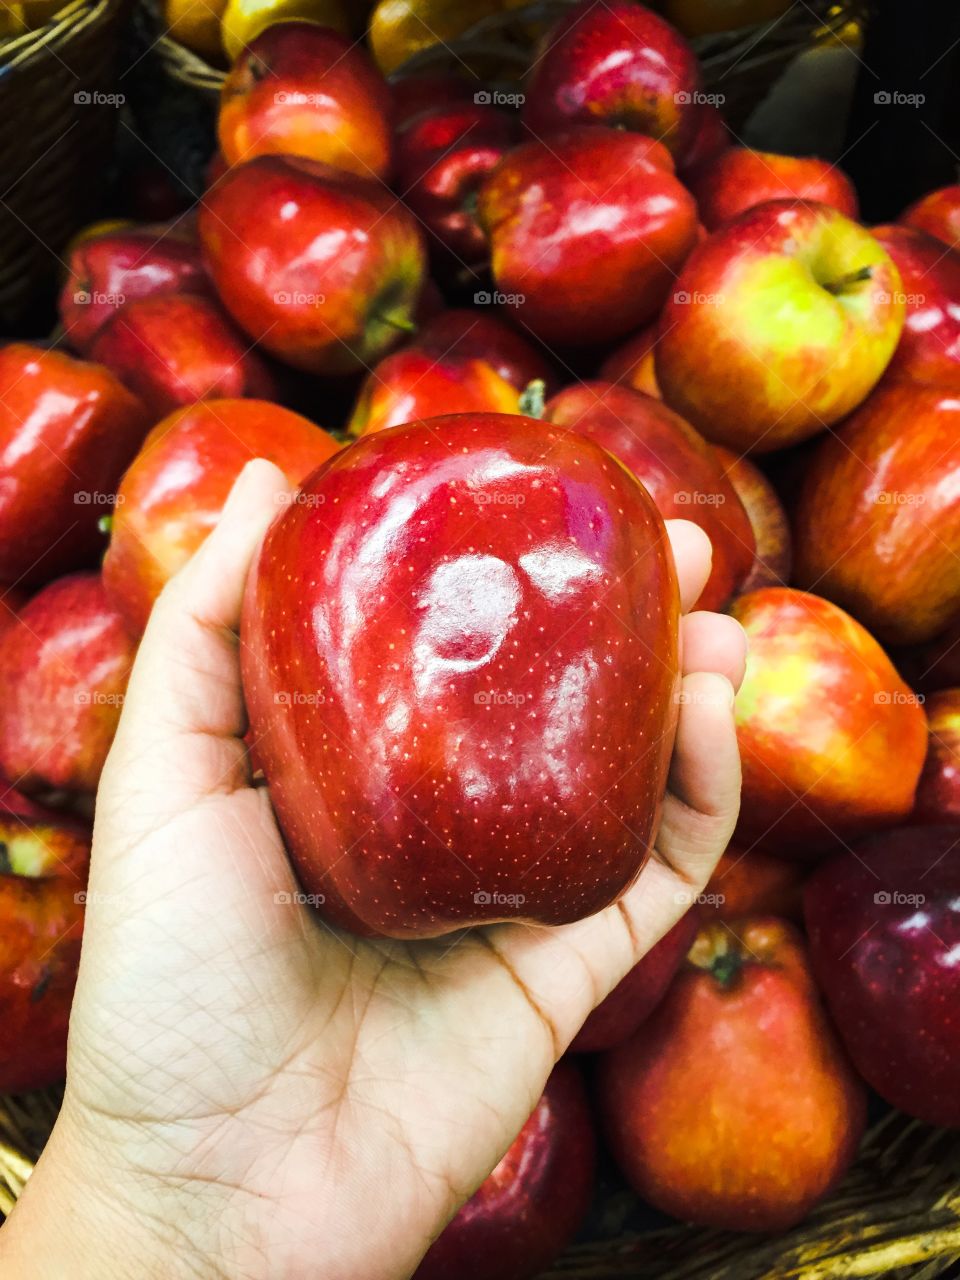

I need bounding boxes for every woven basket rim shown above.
[0,0,125,68]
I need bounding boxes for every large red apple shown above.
[805,825,960,1128]
[713,446,792,591]
[522,0,701,161]
[199,156,427,375]
[478,127,698,348]
[103,399,338,636]
[0,345,150,586]
[691,148,858,231]
[545,381,754,610]
[899,183,960,249]
[414,1060,595,1280]
[655,200,904,452]
[570,911,699,1053]
[59,226,208,353]
[731,588,928,857]
[793,382,960,646]
[219,23,393,181]
[0,573,137,794]
[870,224,960,388]
[598,918,867,1232]
[242,413,680,938]
[912,689,960,824]
[90,292,276,418]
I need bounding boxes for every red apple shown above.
[0,586,26,641]
[655,200,905,452]
[911,689,960,824]
[690,149,858,231]
[414,1060,595,1280]
[414,310,557,393]
[703,845,804,921]
[0,344,151,586]
[0,573,136,794]
[599,324,662,399]
[900,183,960,249]
[570,911,699,1053]
[478,127,698,348]
[90,292,276,419]
[347,348,521,436]
[598,918,866,1232]
[103,399,339,636]
[522,0,701,161]
[870,224,960,389]
[713,446,792,591]
[199,155,427,375]
[59,226,208,353]
[676,101,729,183]
[793,382,960,646]
[219,23,393,181]
[731,588,927,857]
[545,381,754,611]
[242,413,680,938]
[805,825,960,1128]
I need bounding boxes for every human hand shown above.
[1,460,745,1280]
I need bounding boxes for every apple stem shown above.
[710,949,743,988]
[822,264,873,295]
[519,378,546,418]
[377,310,418,335]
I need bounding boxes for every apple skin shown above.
[655,200,905,453]
[730,588,928,858]
[348,349,521,436]
[59,227,209,354]
[103,399,339,637]
[792,382,960,646]
[414,1061,596,1280]
[703,845,804,922]
[199,156,427,375]
[676,101,729,183]
[478,127,698,349]
[805,825,960,1128]
[396,103,517,272]
[0,345,151,586]
[90,292,276,419]
[570,911,699,1054]
[415,310,557,394]
[522,0,701,161]
[911,690,960,824]
[392,72,475,130]
[545,381,754,611]
[0,586,26,641]
[0,573,136,794]
[900,183,960,249]
[241,413,680,938]
[713,446,792,591]
[691,149,858,231]
[219,23,392,181]
[599,918,866,1232]
[870,224,960,389]
[599,324,661,399]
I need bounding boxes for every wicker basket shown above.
[0,0,128,335]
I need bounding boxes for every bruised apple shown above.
[598,919,866,1232]
[731,588,927,856]
[242,413,680,938]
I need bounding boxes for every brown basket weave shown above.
[0,0,128,334]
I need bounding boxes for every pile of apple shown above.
[2,1,959,1273]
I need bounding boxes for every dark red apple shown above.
[242,413,680,938]
[523,0,701,161]
[690,149,858,231]
[59,226,209,354]
[478,127,698,348]
[676,101,729,184]
[199,155,427,375]
[793,382,960,645]
[713,446,792,591]
[731,588,928,857]
[90,293,276,418]
[392,71,475,130]
[598,918,867,1232]
[570,910,699,1053]
[219,23,393,181]
[414,310,557,394]
[900,184,960,249]
[0,345,151,586]
[870,224,960,389]
[545,381,754,611]
[805,825,960,1128]
[0,573,137,794]
[414,1060,595,1280]
[912,690,960,824]
[103,399,339,636]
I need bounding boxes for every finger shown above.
[666,519,712,614]
[681,611,748,690]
